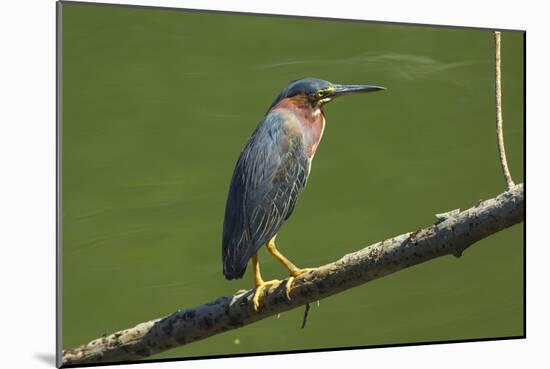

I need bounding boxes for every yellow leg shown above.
[266,237,314,299]
[251,254,280,311]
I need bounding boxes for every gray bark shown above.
[62,183,524,366]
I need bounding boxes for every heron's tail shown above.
[222,230,253,280]
[222,258,247,280]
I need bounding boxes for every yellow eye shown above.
[316,90,325,98]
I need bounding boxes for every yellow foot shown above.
[253,279,281,311]
[285,268,315,300]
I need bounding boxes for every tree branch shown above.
[494,31,515,190]
[62,184,524,366]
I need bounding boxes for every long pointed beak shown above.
[330,84,386,97]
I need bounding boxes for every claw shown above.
[285,268,315,300]
[285,277,295,300]
[252,279,281,311]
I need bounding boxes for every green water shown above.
[61,2,524,361]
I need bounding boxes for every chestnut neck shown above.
[271,96,326,159]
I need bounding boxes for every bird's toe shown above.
[285,276,295,300]
[252,279,281,311]
[290,267,315,278]
[286,268,315,300]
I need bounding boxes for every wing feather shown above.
[222,111,309,279]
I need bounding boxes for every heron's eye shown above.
[315,90,325,98]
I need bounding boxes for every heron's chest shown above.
[273,99,326,159]
[303,108,326,159]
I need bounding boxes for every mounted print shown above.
[57,1,525,366]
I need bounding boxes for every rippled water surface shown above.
[61,3,524,360]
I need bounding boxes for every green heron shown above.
[222,78,384,310]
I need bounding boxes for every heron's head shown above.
[269,77,385,110]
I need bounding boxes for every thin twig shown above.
[301,303,311,329]
[62,184,523,366]
[494,31,515,190]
